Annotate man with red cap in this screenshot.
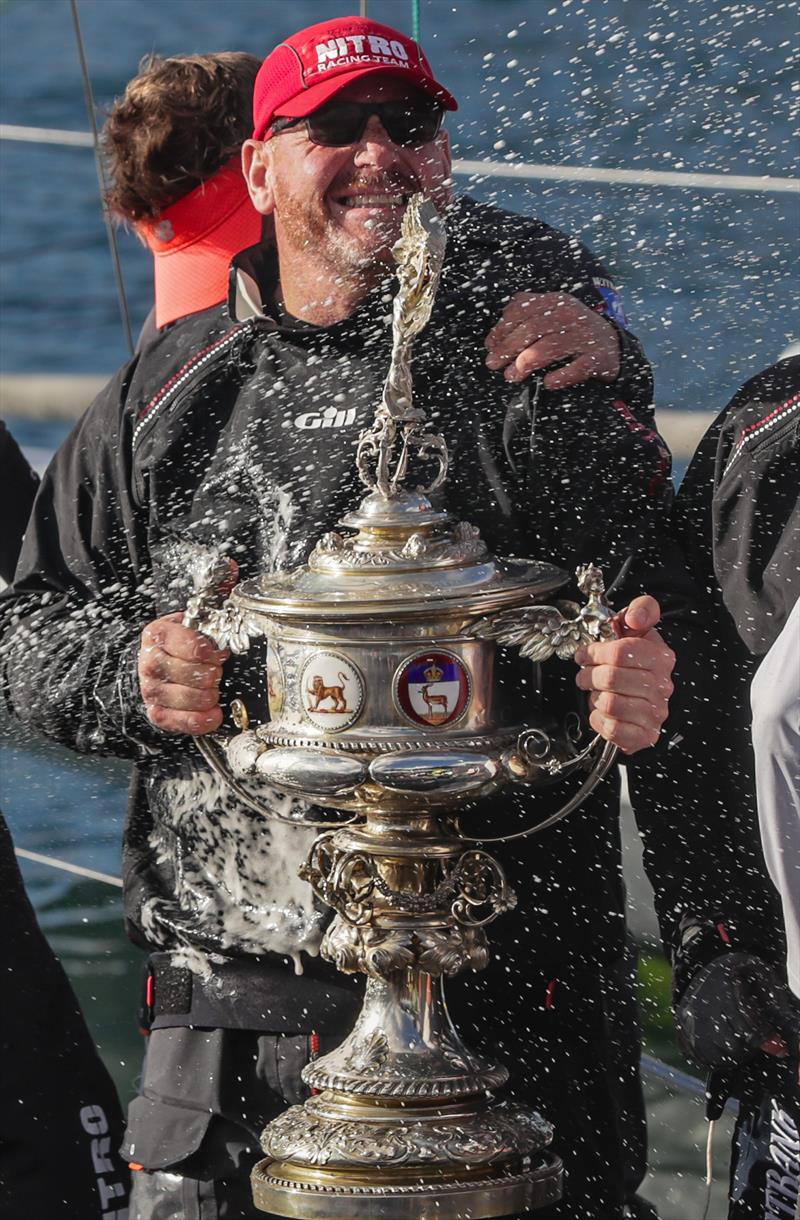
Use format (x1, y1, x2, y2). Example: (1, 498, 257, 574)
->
(3, 17, 685, 1220)
(239, 17, 636, 393)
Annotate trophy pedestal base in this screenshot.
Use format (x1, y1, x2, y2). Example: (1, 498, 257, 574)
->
(250, 967, 563, 1217)
(251, 1151, 562, 1218)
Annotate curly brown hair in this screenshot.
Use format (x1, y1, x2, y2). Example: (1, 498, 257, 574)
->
(103, 52, 260, 221)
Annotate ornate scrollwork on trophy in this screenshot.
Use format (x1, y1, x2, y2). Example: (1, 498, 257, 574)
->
(302, 837, 515, 919)
(414, 924, 491, 975)
(263, 1096, 552, 1169)
(299, 835, 375, 925)
(354, 195, 449, 500)
(366, 850, 515, 925)
(188, 599, 254, 654)
(340, 1028, 390, 1074)
(305, 985, 508, 1099)
(511, 715, 601, 779)
(322, 915, 490, 979)
(323, 921, 416, 977)
(335, 1026, 480, 1091)
(450, 850, 518, 926)
(183, 545, 254, 653)
(303, 830, 515, 979)
(308, 520, 488, 572)
(473, 562, 615, 662)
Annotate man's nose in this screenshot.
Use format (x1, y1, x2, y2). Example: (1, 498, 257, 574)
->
(353, 115, 400, 166)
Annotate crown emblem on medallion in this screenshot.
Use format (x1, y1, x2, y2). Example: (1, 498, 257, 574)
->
(423, 661, 444, 682)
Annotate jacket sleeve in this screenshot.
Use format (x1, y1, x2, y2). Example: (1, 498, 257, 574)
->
(0, 420, 40, 583)
(521, 377, 776, 955)
(626, 410, 784, 961)
(712, 392, 800, 655)
(0, 364, 165, 759)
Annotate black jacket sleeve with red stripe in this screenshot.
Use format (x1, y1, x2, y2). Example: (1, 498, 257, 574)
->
(627, 362, 798, 971)
(0, 360, 158, 758)
(0, 421, 39, 584)
(0, 309, 241, 759)
(711, 355, 800, 655)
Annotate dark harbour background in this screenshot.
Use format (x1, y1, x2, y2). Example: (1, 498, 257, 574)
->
(0, 1, 798, 1215)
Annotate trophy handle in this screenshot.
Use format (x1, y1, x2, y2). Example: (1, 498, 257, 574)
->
(467, 562, 620, 842)
(183, 569, 360, 829)
(472, 562, 616, 665)
(454, 735, 617, 844)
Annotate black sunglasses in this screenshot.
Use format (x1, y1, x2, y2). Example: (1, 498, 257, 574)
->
(271, 100, 444, 148)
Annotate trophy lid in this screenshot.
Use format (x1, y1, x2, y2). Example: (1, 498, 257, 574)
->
(232, 488, 565, 621)
(233, 555, 565, 621)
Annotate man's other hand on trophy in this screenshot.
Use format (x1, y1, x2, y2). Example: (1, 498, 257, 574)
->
(573, 594, 676, 755)
(138, 612, 230, 736)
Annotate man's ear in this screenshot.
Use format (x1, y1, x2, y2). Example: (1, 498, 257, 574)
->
(439, 129, 453, 179)
(434, 129, 453, 195)
(431, 130, 453, 202)
(242, 140, 275, 215)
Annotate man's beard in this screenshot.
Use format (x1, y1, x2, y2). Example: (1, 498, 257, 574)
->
(278, 170, 420, 281)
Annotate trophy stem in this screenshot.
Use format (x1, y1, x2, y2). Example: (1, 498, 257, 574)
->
(303, 969, 509, 1101)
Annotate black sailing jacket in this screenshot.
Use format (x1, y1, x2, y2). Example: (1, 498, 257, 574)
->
(711, 356, 800, 655)
(642, 359, 799, 985)
(0, 421, 39, 583)
(1, 197, 725, 1008)
(629, 361, 798, 995)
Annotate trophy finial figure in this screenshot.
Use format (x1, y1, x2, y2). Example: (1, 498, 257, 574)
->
(355, 194, 449, 499)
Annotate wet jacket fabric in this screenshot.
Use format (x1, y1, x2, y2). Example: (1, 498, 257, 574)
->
(0, 195, 678, 993)
(0, 812, 130, 1218)
(711, 356, 800, 656)
(668, 361, 799, 1220)
(0, 431, 129, 1216)
(649, 360, 798, 980)
(0, 421, 39, 583)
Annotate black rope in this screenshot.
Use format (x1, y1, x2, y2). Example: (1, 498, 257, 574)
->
(69, 0, 134, 357)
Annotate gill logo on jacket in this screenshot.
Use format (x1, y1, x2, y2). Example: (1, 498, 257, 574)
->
(294, 405, 358, 430)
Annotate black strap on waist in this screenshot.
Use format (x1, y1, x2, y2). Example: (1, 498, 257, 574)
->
(140, 951, 362, 1036)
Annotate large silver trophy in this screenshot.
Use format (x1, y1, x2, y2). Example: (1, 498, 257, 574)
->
(188, 197, 618, 1219)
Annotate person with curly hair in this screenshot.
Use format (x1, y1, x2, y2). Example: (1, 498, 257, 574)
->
(103, 52, 264, 335)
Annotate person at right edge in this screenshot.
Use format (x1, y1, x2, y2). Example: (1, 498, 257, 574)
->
(633, 356, 800, 1219)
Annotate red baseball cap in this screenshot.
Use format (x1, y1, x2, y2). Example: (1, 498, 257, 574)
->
(137, 158, 262, 330)
(252, 17, 458, 141)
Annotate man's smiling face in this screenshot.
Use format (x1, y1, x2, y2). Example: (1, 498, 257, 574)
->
(256, 76, 452, 283)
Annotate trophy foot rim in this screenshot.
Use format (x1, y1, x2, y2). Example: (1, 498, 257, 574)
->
(251, 1151, 563, 1218)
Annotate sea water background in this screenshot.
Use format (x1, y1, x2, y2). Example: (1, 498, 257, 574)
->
(1, 0, 798, 396)
(0, 2, 798, 1215)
